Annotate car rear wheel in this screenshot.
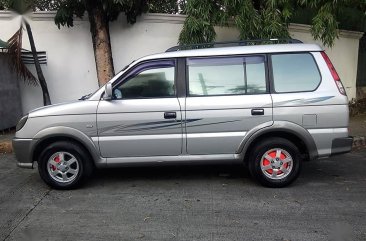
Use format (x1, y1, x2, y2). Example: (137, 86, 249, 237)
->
(38, 141, 93, 189)
(248, 137, 302, 188)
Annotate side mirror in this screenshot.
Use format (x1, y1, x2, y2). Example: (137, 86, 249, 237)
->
(104, 83, 113, 100)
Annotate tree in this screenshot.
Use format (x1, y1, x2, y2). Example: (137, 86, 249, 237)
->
(54, 0, 189, 86)
(179, 0, 366, 47)
(7, 0, 51, 105)
(54, 0, 148, 86)
(2, 0, 185, 87)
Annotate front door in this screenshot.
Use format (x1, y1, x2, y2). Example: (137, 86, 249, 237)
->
(97, 60, 183, 158)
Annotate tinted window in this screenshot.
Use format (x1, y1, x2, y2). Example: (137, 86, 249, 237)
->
(115, 66, 175, 99)
(188, 56, 266, 96)
(272, 53, 321, 93)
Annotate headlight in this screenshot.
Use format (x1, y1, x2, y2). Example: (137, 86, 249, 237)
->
(16, 115, 28, 131)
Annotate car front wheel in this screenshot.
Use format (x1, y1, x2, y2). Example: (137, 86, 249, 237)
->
(38, 141, 93, 189)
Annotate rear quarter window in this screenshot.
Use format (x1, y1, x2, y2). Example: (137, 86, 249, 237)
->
(271, 53, 321, 93)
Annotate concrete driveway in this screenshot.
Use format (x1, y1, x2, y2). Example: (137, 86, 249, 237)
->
(0, 151, 366, 241)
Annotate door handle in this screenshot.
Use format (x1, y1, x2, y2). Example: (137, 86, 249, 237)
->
(164, 112, 176, 119)
(251, 109, 264, 115)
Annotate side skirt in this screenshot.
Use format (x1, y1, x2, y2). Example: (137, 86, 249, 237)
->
(104, 154, 242, 168)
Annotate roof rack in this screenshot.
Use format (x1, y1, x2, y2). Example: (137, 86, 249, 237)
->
(165, 38, 303, 52)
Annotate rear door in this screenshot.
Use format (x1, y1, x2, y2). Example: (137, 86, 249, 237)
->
(184, 55, 273, 155)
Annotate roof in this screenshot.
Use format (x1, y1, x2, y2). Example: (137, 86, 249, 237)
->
(88, 43, 323, 101)
(140, 43, 323, 62)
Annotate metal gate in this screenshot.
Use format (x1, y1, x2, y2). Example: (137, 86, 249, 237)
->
(0, 53, 23, 130)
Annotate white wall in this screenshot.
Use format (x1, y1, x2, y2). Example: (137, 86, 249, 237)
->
(0, 12, 99, 112)
(0, 12, 363, 113)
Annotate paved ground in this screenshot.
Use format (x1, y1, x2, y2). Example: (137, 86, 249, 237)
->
(1, 151, 366, 241)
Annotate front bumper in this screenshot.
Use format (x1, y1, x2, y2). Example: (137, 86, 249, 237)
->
(331, 137, 353, 155)
(12, 138, 35, 169)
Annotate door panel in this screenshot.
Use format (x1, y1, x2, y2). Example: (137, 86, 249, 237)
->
(96, 59, 182, 158)
(185, 55, 272, 155)
(97, 98, 182, 157)
(185, 95, 272, 154)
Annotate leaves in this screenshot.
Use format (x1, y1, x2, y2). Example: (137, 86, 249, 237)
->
(7, 0, 32, 15)
(6, 26, 38, 85)
(311, 2, 339, 47)
(179, 0, 365, 47)
(54, 0, 85, 28)
(148, 0, 183, 14)
(178, 0, 218, 45)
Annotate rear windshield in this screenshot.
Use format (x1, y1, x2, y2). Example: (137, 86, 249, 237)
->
(271, 53, 321, 93)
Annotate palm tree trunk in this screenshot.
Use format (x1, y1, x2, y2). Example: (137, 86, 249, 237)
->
(85, 0, 115, 86)
(24, 20, 51, 106)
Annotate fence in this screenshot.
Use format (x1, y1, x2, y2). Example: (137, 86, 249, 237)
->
(0, 12, 363, 113)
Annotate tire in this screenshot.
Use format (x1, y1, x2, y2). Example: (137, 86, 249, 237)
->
(248, 137, 302, 188)
(37, 141, 93, 189)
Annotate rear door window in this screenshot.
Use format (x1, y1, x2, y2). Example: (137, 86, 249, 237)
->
(271, 53, 321, 93)
(187, 56, 267, 96)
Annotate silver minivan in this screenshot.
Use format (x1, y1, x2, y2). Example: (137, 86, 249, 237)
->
(13, 41, 353, 189)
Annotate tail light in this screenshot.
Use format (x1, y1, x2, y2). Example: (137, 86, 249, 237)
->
(320, 51, 346, 95)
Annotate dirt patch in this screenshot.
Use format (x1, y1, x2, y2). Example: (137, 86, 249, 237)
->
(349, 98, 366, 117)
(349, 113, 366, 137)
(0, 141, 12, 154)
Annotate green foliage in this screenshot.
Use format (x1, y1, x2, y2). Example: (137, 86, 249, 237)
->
(0, 0, 63, 11)
(54, 1, 85, 28)
(0, 0, 9, 9)
(179, 0, 366, 47)
(54, 0, 150, 29)
(148, 0, 186, 14)
(179, 0, 219, 44)
(310, 2, 338, 47)
(7, 0, 32, 14)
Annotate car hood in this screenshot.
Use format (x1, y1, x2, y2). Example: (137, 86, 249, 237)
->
(29, 100, 99, 118)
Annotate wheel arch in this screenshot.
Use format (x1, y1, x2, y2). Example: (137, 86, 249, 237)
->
(239, 121, 318, 163)
(31, 126, 105, 167)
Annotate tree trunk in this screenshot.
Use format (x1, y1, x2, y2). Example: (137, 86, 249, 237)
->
(24, 20, 51, 106)
(85, 0, 115, 86)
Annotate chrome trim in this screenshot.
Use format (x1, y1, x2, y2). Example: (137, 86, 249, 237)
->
(98, 134, 182, 141)
(187, 132, 246, 138)
(308, 128, 348, 134)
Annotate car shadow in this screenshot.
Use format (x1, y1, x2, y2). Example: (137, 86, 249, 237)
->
(82, 152, 361, 188)
(85, 163, 252, 187)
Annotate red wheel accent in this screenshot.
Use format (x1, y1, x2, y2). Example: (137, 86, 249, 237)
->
(50, 155, 61, 171)
(260, 148, 293, 180)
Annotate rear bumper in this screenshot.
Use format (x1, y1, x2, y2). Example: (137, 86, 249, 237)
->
(12, 138, 34, 169)
(331, 137, 353, 156)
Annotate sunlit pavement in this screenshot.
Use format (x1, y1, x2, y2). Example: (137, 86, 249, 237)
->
(0, 151, 365, 241)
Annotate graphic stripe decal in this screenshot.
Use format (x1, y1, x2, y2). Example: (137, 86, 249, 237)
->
(272, 96, 335, 107)
(98, 118, 243, 135)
